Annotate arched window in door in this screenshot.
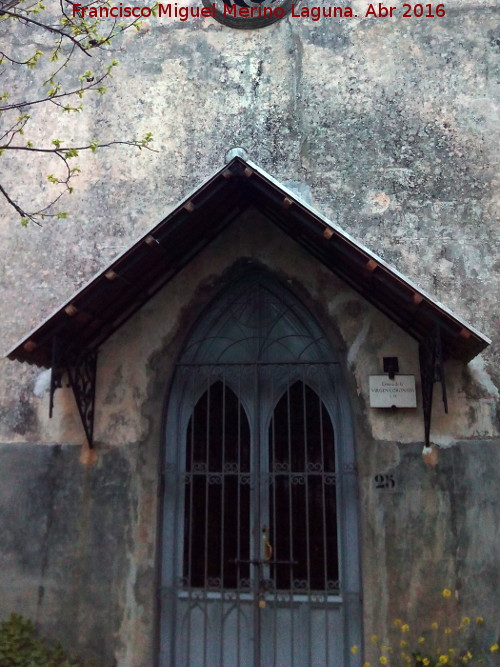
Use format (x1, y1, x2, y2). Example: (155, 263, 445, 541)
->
(269, 381, 338, 592)
(183, 381, 251, 589)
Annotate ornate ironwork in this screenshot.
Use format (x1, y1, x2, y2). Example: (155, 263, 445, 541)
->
(49, 336, 98, 448)
(49, 337, 64, 419)
(419, 326, 449, 447)
(160, 275, 362, 665)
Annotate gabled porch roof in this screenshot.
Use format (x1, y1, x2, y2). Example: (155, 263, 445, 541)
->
(6, 155, 491, 368)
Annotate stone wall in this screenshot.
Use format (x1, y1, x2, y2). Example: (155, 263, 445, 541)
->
(1, 1, 499, 664)
(2, 213, 499, 664)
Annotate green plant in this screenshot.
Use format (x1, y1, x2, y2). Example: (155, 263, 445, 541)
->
(0, 613, 87, 666)
(0, 2, 155, 226)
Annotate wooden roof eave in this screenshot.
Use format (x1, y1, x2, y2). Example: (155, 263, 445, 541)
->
(5, 156, 491, 369)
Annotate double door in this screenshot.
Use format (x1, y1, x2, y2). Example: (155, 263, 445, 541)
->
(160, 363, 347, 666)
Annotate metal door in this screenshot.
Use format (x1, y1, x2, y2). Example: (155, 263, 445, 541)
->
(159, 276, 362, 667)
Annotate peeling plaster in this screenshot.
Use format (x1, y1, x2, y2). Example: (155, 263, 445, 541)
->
(33, 369, 51, 398)
(347, 313, 372, 368)
(467, 355, 500, 398)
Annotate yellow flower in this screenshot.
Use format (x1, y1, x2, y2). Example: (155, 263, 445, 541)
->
(438, 656, 449, 664)
(476, 617, 484, 625)
(351, 646, 359, 655)
(461, 617, 471, 626)
(432, 622, 439, 630)
(401, 624, 410, 633)
(379, 658, 388, 665)
(442, 589, 452, 598)
(400, 640, 407, 648)
(418, 637, 426, 644)
(491, 644, 499, 653)
(423, 660, 430, 666)
(444, 628, 453, 635)
(371, 635, 379, 644)
(363, 663, 371, 667)
(394, 619, 402, 627)
(466, 652, 472, 659)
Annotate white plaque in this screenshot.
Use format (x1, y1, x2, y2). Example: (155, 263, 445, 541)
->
(369, 375, 417, 408)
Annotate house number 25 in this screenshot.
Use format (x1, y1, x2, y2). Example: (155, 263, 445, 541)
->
(374, 474, 396, 489)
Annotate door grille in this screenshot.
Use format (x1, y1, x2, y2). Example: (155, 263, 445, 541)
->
(160, 277, 361, 667)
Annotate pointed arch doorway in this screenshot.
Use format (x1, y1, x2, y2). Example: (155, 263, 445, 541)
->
(159, 274, 362, 667)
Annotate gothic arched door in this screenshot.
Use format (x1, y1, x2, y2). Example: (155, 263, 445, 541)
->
(159, 274, 362, 667)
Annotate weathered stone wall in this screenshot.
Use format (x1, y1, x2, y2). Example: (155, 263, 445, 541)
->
(0, 443, 136, 663)
(2, 213, 499, 664)
(2, 437, 500, 666)
(1, 2, 499, 664)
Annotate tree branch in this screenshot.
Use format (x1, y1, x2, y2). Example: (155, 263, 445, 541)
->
(0, 70, 110, 111)
(0, 182, 42, 226)
(0, 1, 153, 226)
(1, 141, 157, 153)
(0, 8, 92, 55)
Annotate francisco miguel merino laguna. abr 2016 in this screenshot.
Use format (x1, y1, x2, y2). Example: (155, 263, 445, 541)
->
(72, 3, 447, 20)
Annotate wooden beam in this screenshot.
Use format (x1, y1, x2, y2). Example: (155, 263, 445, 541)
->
(76, 312, 93, 324)
(64, 304, 78, 317)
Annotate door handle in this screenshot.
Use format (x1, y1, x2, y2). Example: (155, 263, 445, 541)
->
(262, 526, 273, 563)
